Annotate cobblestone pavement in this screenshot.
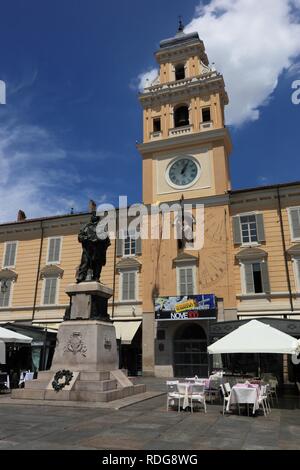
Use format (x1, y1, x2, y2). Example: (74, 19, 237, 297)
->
(0, 378, 299, 450)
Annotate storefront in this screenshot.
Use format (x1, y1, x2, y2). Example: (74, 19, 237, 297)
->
(2, 323, 57, 386)
(114, 321, 142, 376)
(154, 294, 217, 377)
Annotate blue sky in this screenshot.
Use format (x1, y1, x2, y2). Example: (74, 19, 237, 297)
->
(0, 0, 299, 222)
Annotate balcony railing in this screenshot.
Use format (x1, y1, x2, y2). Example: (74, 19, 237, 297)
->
(200, 121, 214, 131)
(168, 125, 193, 137)
(150, 130, 162, 141)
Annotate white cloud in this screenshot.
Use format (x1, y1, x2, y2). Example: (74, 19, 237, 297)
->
(0, 119, 81, 223)
(138, 0, 300, 126)
(136, 68, 159, 92)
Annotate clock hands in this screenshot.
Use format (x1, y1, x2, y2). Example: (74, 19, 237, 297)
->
(181, 161, 189, 175)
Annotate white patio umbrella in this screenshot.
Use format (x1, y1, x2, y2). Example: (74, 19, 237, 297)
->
(208, 320, 300, 355)
(0, 327, 32, 344)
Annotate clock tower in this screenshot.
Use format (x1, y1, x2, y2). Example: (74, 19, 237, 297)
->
(137, 22, 232, 205)
(138, 24, 236, 377)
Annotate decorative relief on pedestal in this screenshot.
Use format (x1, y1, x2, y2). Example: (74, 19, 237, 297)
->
(64, 332, 87, 357)
(104, 336, 112, 350)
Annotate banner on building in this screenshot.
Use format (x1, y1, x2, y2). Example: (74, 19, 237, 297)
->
(154, 295, 216, 321)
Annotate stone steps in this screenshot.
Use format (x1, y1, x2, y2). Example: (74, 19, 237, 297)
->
(70, 384, 146, 402)
(74, 379, 117, 392)
(10, 370, 146, 403)
(79, 371, 110, 381)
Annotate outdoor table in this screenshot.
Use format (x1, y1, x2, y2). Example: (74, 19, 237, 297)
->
(227, 383, 260, 415)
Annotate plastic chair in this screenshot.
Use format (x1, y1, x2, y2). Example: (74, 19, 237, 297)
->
(267, 379, 279, 407)
(189, 383, 206, 413)
(257, 385, 270, 416)
(220, 383, 230, 415)
(166, 381, 184, 412)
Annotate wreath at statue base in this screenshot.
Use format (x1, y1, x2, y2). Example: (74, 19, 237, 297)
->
(52, 369, 73, 392)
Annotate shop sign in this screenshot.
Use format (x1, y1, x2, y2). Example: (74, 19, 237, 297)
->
(155, 295, 216, 321)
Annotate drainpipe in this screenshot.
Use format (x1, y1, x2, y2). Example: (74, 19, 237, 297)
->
(277, 187, 294, 318)
(31, 221, 44, 323)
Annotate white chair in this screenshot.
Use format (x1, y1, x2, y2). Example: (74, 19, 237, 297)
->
(166, 381, 183, 412)
(257, 385, 270, 416)
(189, 383, 207, 413)
(267, 379, 279, 407)
(220, 383, 230, 415)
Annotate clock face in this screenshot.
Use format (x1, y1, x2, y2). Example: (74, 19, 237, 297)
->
(167, 157, 200, 188)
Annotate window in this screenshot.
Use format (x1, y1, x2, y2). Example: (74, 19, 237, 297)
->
(243, 262, 270, 294)
(0, 280, 12, 307)
(116, 231, 141, 257)
(174, 105, 189, 128)
(121, 271, 136, 301)
(175, 64, 185, 81)
(289, 207, 300, 241)
(43, 277, 58, 305)
(293, 257, 300, 291)
(47, 238, 62, 264)
(153, 118, 161, 133)
(3, 242, 17, 268)
(177, 267, 195, 295)
(240, 215, 258, 243)
(124, 235, 136, 256)
(233, 214, 265, 245)
(202, 107, 211, 122)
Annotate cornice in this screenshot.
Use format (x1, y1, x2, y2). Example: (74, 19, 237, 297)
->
(137, 127, 232, 155)
(139, 73, 227, 107)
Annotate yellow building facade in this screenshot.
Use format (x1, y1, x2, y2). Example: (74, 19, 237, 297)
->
(1, 27, 300, 379)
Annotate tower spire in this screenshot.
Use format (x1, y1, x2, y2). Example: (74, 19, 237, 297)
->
(177, 15, 184, 34)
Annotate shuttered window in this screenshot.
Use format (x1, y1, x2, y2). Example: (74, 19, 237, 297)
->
(3, 242, 17, 267)
(289, 208, 300, 241)
(121, 272, 136, 301)
(43, 278, 58, 305)
(294, 258, 300, 291)
(178, 267, 194, 295)
(0, 280, 12, 307)
(117, 231, 141, 257)
(233, 214, 265, 244)
(124, 236, 136, 256)
(243, 262, 270, 294)
(47, 238, 61, 263)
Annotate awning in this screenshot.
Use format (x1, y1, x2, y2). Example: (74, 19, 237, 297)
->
(113, 321, 141, 344)
(0, 326, 32, 344)
(208, 319, 300, 355)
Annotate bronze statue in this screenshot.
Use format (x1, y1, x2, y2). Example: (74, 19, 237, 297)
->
(76, 212, 111, 283)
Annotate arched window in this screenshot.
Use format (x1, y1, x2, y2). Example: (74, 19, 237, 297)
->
(174, 105, 189, 128)
(175, 64, 185, 81)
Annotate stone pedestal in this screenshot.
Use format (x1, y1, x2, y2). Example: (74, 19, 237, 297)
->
(51, 320, 118, 371)
(11, 281, 146, 403)
(65, 282, 113, 321)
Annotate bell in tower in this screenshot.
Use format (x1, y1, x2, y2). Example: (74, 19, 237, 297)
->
(174, 105, 189, 128)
